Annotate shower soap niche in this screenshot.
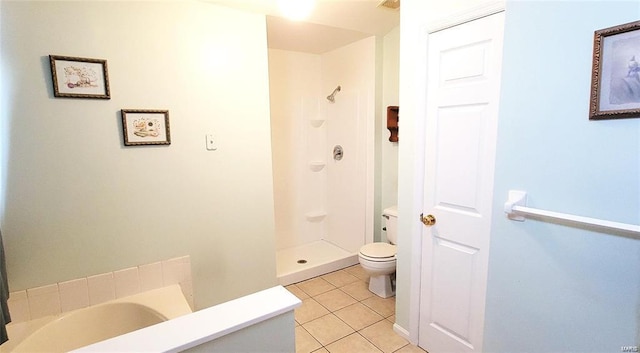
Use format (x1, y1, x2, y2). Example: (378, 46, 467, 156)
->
(305, 212, 327, 222)
(308, 162, 325, 172)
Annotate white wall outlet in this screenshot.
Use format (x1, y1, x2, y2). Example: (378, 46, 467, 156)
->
(206, 134, 217, 151)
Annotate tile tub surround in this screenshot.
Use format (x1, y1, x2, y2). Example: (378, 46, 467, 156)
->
(7, 256, 193, 324)
(288, 265, 427, 353)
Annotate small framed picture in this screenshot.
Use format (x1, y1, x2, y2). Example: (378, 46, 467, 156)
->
(589, 20, 640, 120)
(49, 55, 110, 99)
(121, 109, 171, 146)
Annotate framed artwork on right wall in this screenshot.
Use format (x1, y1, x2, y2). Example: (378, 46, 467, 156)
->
(589, 20, 640, 120)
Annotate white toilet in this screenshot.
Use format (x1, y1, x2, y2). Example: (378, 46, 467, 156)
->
(358, 206, 397, 298)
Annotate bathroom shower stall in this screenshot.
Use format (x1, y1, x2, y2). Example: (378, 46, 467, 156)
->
(269, 37, 377, 285)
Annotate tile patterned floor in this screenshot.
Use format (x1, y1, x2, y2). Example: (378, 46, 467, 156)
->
(286, 265, 428, 353)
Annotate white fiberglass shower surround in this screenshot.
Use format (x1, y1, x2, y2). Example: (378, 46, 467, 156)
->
(269, 37, 376, 285)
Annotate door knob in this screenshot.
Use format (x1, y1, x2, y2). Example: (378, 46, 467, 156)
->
(420, 213, 436, 226)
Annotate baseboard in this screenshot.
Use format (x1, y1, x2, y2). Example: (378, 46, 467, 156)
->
(393, 323, 413, 343)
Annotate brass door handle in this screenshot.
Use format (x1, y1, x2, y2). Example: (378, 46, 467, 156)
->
(420, 213, 436, 226)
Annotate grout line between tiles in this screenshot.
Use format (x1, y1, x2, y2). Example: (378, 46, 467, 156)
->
(289, 265, 418, 353)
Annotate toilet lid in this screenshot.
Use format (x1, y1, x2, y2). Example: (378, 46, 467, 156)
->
(359, 243, 396, 259)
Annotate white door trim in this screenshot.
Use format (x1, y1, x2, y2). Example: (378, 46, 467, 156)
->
(405, 2, 506, 346)
(427, 1, 506, 34)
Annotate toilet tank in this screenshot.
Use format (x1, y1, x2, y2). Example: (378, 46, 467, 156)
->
(383, 206, 398, 244)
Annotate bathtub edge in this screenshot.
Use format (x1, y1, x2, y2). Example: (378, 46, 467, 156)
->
(71, 285, 302, 353)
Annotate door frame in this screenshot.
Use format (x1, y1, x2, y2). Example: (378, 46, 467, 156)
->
(398, 0, 506, 346)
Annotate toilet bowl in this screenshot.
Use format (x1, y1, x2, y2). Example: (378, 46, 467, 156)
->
(358, 206, 398, 298)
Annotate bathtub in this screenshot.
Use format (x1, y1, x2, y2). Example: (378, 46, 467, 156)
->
(73, 285, 301, 353)
(0, 285, 192, 353)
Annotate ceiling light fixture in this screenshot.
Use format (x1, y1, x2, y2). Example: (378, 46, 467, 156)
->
(277, 0, 316, 21)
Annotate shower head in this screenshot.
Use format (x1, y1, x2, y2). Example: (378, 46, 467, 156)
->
(326, 85, 341, 103)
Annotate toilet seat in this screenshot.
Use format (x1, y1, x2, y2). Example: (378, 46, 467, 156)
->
(359, 243, 396, 262)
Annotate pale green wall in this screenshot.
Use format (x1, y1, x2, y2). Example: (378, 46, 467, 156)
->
(183, 313, 295, 353)
(375, 26, 400, 242)
(397, 0, 640, 351)
(0, 1, 277, 310)
(381, 27, 400, 212)
(485, 1, 639, 351)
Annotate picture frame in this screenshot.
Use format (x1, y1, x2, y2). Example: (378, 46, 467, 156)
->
(49, 55, 110, 99)
(121, 109, 171, 146)
(589, 20, 640, 120)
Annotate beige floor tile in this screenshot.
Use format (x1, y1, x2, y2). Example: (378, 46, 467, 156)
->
(313, 289, 357, 312)
(325, 333, 383, 353)
(295, 326, 322, 353)
(394, 343, 429, 353)
(321, 269, 360, 288)
(297, 277, 337, 297)
(287, 284, 310, 300)
(362, 295, 396, 318)
(295, 298, 330, 324)
(343, 265, 369, 281)
(334, 302, 384, 331)
(359, 319, 408, 353)
(292, 268, 411, 353)
(340, 280, 374, 301)
(303, 313, 355, 346)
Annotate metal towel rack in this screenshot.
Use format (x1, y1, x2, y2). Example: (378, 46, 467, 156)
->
(504, 190, 640, 234)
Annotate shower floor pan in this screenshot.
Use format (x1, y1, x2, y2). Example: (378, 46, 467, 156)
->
(276, 240, 359, 286)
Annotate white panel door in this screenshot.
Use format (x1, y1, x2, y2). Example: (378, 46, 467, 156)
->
(419, 12, 504, 353)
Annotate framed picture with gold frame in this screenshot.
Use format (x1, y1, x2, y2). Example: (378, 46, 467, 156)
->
(589, 20, 640, 120)
(49, 55, 110, 99)
(121, 109, 171, 146)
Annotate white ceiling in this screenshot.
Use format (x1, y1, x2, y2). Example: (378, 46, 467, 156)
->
(203, 0, 400, 54)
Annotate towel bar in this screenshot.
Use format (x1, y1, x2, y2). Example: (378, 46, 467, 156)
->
(504, 190, 640, 234)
